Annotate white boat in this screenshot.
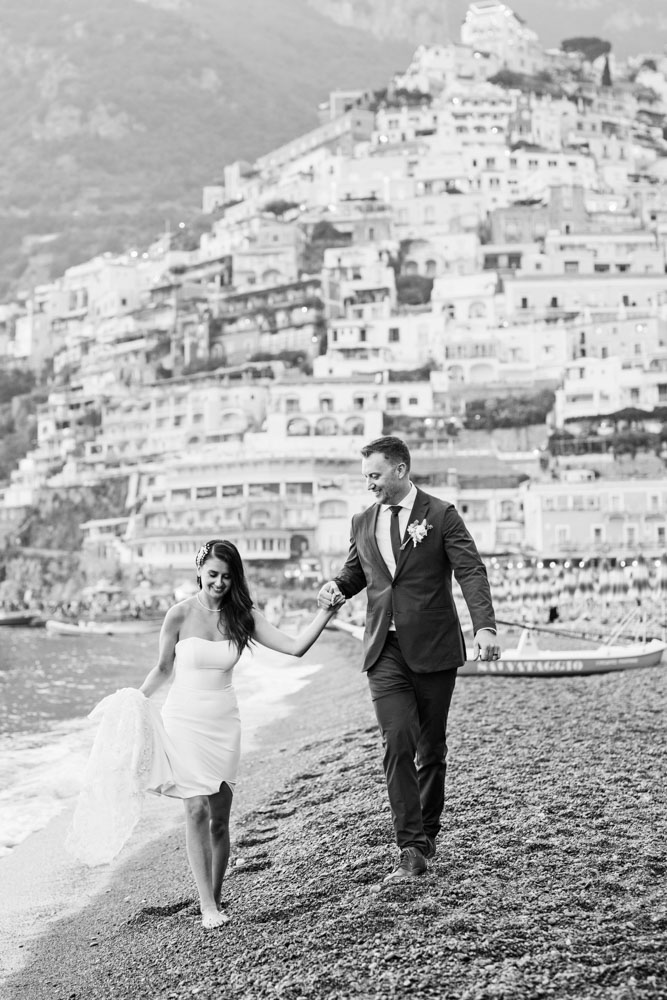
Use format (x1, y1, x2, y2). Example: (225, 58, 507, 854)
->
(332, 620, 666, 677)
(45, 618, 163, 636)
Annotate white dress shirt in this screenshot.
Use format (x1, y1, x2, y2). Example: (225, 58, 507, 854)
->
(375, 481, 417, 577)
(375, 483, 417, 631)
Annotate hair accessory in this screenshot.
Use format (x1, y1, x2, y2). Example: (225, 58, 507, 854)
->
(195, 542, 212, 570)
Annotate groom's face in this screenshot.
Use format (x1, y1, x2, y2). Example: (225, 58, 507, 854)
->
(362, 452, 408, 505)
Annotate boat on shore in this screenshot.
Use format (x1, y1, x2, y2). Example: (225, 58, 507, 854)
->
(45, 618, 163, 637)
(0, 611, 45, 628)
(331, 620, 666, 677)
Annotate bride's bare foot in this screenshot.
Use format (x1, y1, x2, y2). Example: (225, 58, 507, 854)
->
(202, 908, 230, 929)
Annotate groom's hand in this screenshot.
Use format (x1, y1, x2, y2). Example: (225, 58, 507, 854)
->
(318, 581, 345, 611)
(474, 628, 501, 661)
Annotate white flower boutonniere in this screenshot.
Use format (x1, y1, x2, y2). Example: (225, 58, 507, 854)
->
(401, 518, 433, 550)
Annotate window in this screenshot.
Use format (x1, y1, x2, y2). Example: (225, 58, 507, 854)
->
(196, 486, 217, 499)
(550, 297, 559, 308)
(520, 297, 529, 310)
(222, 484, 243, 497)
(409, 396, 418, 406)
(594, 263, 610, 273)
(556, 525, 570, 544)
(388, 327, 400, 343)
(564, 262, 579, 274)
(592, 525, 604, 543)
(285, 482, 313, 496)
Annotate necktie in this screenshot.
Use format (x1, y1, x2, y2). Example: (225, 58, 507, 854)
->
(389, 505, 402, 563)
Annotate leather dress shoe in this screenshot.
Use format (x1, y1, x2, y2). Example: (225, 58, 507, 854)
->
(423, 836, 437, 860)
(383, 846, 427, 882)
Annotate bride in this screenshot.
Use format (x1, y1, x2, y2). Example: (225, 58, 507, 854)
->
(71, 539, 341, 930)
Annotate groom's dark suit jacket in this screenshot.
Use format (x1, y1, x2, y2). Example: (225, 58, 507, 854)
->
(334, 487, 496, 673)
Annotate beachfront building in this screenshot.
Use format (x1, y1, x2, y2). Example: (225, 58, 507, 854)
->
(117, 438, 527, 575)
(521, 476, 667, 560)
(123, 445, 365, 573)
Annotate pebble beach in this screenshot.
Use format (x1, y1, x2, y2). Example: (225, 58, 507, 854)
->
(3, 626, 666, 1000)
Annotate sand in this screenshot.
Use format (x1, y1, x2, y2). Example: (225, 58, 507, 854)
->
(2, 628, 666, 1000)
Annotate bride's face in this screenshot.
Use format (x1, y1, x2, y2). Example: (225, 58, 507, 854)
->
(200, 557, 233, 602)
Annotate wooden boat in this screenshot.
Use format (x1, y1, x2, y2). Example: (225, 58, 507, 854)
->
(45, 618, 163, 636)
(331, 620, 666, 677)
(0, 611, 45, 627)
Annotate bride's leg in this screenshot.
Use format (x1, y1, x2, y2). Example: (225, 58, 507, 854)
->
(183, 796, 227, 928)
(209, 782, 233, 908)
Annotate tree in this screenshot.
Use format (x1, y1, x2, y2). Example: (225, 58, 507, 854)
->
(561, 37, 611, 62)
(602, 56, 612, 88)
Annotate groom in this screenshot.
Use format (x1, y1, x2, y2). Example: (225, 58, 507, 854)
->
(319, 436, 499, 882)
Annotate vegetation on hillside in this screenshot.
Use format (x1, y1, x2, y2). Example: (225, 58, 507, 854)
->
(464, 389, 556, 430)
(0, 0, 411, 296)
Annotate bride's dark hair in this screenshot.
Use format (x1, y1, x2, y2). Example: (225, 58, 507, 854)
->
(198, 539, 255, 654)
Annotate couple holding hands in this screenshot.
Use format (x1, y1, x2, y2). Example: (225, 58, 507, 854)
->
(81, 435, 498, 929)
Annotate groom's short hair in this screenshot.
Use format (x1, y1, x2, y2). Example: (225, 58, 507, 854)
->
(361, 436, 411, 471)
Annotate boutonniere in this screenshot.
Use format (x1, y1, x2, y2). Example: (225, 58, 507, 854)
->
(401, 518, 433, 550)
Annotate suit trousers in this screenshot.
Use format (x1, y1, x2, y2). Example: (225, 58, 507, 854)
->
(367, 633, 457, 853)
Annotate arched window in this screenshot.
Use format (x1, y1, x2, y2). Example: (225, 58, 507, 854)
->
(343, 416, 365, 435)
(315, 416, 338, 436)
(249, 509, 272, 529)
(469, 301, 487, 319)
(320, 499, 347, 518)
(287, 417, 310, 436)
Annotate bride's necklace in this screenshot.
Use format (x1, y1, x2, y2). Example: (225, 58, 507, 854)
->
(196, 592, 222, 613)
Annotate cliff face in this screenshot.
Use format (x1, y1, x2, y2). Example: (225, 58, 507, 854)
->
(0, 0, 412, 296)
(308, 0, 450, 44)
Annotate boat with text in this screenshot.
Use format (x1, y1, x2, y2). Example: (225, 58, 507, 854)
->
(332, 607, 666, 678)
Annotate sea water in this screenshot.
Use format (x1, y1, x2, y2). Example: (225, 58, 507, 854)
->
(0, 627, 321, 859)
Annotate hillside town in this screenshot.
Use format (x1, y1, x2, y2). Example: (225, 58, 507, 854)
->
(2, 0, 667, 614)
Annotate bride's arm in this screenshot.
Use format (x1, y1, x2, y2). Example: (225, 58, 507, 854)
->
(251, 606, 339, 658)
(139, 606, 182, 697)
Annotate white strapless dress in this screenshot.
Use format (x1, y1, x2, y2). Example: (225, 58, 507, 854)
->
(157, 636, 242, 799)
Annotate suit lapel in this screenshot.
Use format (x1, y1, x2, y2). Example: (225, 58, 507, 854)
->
(364, 503, 393, 579)
(394, 490, 431, 580)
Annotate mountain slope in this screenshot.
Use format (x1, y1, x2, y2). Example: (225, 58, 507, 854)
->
(0, 0, 412, 295)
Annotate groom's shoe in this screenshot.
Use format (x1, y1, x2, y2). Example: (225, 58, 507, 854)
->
(383, 846, 427, 882)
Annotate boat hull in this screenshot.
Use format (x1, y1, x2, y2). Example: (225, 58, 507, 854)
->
(331, 621, 666, 677)
(0, 613, 44, 627)
(459, 641, 666, 677)
(45, 618, 163, 636)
